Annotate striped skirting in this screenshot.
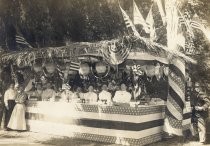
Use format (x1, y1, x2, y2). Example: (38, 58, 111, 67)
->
(26, 101, 165, 145)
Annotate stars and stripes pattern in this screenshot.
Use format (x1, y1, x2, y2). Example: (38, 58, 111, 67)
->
(101, 41, 130, 65)
(69, 61, 80, 71)
(119, 4, 141, 38)
(164, 0, 186, 136)
(185, 37, 195, 55)
(133, 0, 149, 33)
(155, 0, 166, 25)
(16, 35, 33, 49)
(164, 58, 186, 136)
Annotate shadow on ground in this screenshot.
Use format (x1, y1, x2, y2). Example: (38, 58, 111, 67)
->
(39, 137, 114, 146)
(0, 135, 23, 138)
(38, 134, 210, 146)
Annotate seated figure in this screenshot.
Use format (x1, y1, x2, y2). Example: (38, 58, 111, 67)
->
(72, 87, 84, 99)
(41, 83, 56, 101)
(60, 84, 73, 102)
(113, 84, 132, 103)
(84, 85, 98, 103)
(26, 83, 43, 101)
(99, 84, 112, 104)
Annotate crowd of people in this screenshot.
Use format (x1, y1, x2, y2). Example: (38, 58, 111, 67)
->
(27, 82, 134, 104)
(0, 77, 209, 145)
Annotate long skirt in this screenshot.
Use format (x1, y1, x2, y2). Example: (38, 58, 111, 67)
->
(7, 103, 26, 131)
(5, 100, 15, 128)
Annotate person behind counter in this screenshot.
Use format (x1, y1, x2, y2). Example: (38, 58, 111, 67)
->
(7, 85, 27, 131)
(72, 87, 84, 99)
(60, 84, 73, 102)
(113, 83, 132, 103)
(27, 83, 43, 101)
(84, 85, 98, 103)
(99, 84, 112, 104)
(41, 83, 56, 101)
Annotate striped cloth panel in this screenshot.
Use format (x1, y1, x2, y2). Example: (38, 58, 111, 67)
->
(164, 57, 186, 136)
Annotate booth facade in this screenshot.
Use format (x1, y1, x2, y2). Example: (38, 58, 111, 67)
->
(26, 101, 165, 145)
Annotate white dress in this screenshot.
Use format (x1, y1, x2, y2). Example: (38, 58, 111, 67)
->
(7, 92, 27, 130)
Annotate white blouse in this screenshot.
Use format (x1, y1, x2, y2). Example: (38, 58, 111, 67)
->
(99, 90, 112, 101)
(113, 91, 132, 103)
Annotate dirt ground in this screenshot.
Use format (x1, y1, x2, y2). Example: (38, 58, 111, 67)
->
(0, 130, 209, 146)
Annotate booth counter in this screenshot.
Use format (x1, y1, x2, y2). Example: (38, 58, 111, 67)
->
(26, 101, 165, 145)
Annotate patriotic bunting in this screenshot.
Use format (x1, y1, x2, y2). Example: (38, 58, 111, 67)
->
(164, 0, 187, 136)
(164, 57, 186, 136)
(101, 41, 130, 65)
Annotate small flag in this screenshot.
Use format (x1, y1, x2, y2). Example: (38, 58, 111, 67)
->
(16, 35, 33, 49)
(70, 61, 80, 71)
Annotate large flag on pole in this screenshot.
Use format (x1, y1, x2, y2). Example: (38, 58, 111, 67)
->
(155, 0, 166, 25)
(133, 0, 149, 33)
(119, 4, 141, 38)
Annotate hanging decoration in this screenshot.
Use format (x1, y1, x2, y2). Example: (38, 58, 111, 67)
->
(91, 62, 110, 79)
(101, 38, 131, 65)
(95, 62, 107, 74)
(131, 65, 144, 76)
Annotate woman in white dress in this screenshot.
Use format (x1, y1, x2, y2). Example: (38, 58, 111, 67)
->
(113, 84, 132, 103)
(7, 86, 27, 131)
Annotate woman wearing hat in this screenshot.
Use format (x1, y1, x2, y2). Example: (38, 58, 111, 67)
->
(191, 82, 210, 144)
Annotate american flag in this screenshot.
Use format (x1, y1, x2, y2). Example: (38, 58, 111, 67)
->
(119, 4, 141, 38)
(133, 0, 149, 33)
(16, 35, 33, 49)
(69, 61, 80, 71)
(164, 0, 186, 136)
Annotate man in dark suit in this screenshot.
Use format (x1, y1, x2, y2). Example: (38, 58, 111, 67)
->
(191, 82, 210, 144)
